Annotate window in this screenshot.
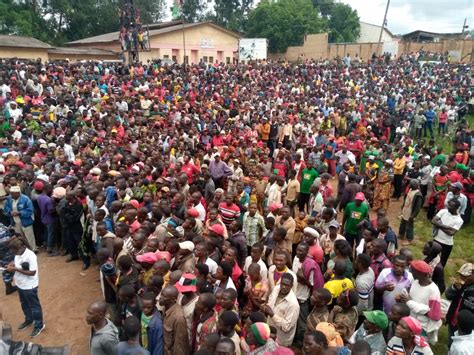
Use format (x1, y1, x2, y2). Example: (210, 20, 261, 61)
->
(209, 56, 214, 64)
(172, 55, 177, 62)
(226, 57, 231, 64)
(163, 55, 169, 59)
(203, 56, 208, 63)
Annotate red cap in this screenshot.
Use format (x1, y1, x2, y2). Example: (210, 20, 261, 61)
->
(269, 202, 283, 212)
(136, 252, 158, 264)
(187, 208, 200, 218)
(411, 260, 432, 274)
(129, 199, 140, 209)
(175, 273, 197, 293)
(209, 223, 225, 237)
(33, 180, 44, 191)
(355, 192, 365, 201)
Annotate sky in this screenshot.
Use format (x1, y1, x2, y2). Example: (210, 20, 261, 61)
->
(164, 0, 473, 35)
(340, 0, 473, 34)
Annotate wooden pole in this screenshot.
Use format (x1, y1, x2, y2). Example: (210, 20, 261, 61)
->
(376, 0, 390, 56)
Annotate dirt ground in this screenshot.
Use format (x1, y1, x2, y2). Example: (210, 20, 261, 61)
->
(0, 254, 101, 354)
(0, 180, 404, 355)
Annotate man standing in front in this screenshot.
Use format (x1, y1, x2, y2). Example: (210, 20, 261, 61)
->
(261, 272, 299, 347)
(341, 192, 368, 250)
(159, 285, 190, 355)
(6, 238, 45, 337)
(4, 186, 36, 251)
(86, 300, 119, 355)
(399, 180, 423, 246)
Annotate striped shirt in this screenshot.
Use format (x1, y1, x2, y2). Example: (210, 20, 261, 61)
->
(355, 268, 375, 313)
(218, 202, 240, 227)
(386, 336, 433, 355)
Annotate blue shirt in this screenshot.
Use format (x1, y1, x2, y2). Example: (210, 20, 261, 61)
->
(424, 110, 435, 122)
(117, 342, 149, 355)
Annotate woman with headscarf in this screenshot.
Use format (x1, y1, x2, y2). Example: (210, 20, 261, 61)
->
(386, 316, 433, 355)
(315, 322, 344, 348)
(373, 159, 393, 211)
(246, 322, 278, 355)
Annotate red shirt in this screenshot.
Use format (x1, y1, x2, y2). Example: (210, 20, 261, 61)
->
(231, 262, 243, 286)
(181, 163, 200, 184)
(127, 220, 141, 234)
(447, 170, 463, 184)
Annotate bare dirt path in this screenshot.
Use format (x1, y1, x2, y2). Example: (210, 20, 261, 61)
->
(0, 254, 101, 354)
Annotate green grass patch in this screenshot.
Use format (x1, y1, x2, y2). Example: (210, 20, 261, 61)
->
(398, 114, 473, 354)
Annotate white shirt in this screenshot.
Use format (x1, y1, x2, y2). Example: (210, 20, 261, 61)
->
(203, 256, 218, 276)
(194, 202, 206, 221)
(292, 257, 313, 302)
(433, 209, 464, 246)
(63, 143, 75, 162)
(243, 256, 268, 281)
(450, 331, 474, 355)
(266, 285, 300, 347)
(14, 248, 39, 289)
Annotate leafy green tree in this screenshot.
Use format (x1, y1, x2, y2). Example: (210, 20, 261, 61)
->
(312, 0, 334, 18)
(213, 0, 254, 32)
(312, 0, 360, 43)
(327, 3, 360, 43)
(0, 0, 54, 43)
(246, 0, 326, 53)
(181, 0, 206, 23)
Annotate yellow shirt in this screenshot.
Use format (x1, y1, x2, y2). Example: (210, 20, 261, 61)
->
(393, 157, 406, 175)
(324, 278, 354, 300)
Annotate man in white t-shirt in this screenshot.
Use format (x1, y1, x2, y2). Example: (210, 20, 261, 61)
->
(6, 238, 45, 337)
(432, 199, 464, 267)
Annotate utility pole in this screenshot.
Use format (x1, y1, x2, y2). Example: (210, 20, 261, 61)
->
(461, 18, 467, 35)
(376, 0, 390, 56)
(181, 11, 187, 65)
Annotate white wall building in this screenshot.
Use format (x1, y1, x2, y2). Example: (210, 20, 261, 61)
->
(356, 21, 394, 43)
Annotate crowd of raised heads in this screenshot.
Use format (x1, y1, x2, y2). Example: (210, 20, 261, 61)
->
(0, 52, 472, 355)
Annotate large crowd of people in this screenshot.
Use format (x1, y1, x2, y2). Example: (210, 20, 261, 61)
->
(0, 52, 473, 355)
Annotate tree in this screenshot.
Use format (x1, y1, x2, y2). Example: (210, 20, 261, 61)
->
(213, 0, 254, 32)
(312, 0, 334, 18)
(246, 0, 326, 53)
(0, 0, 55, 43)
(311, 0, 360, 43)
(327, 3, 360, 43)
(135, 0, 166, 24)
(181, 0, 206, 23)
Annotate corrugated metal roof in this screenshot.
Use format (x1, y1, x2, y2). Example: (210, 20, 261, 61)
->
(0, 35, 51, 49)
(48, 47, 119, 56)
(67, 21, 240, 45)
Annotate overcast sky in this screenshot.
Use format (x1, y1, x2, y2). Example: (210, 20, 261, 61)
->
(164, 0, 473, 34)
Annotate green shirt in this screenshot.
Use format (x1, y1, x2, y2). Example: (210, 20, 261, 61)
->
(300, 168, 318, 194)
(141, 313, 152, 349)
(344, 202, 369, 235)
(0, 121, 9, 138)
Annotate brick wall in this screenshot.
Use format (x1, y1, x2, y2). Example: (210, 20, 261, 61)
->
(270, 32, 473, 63)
